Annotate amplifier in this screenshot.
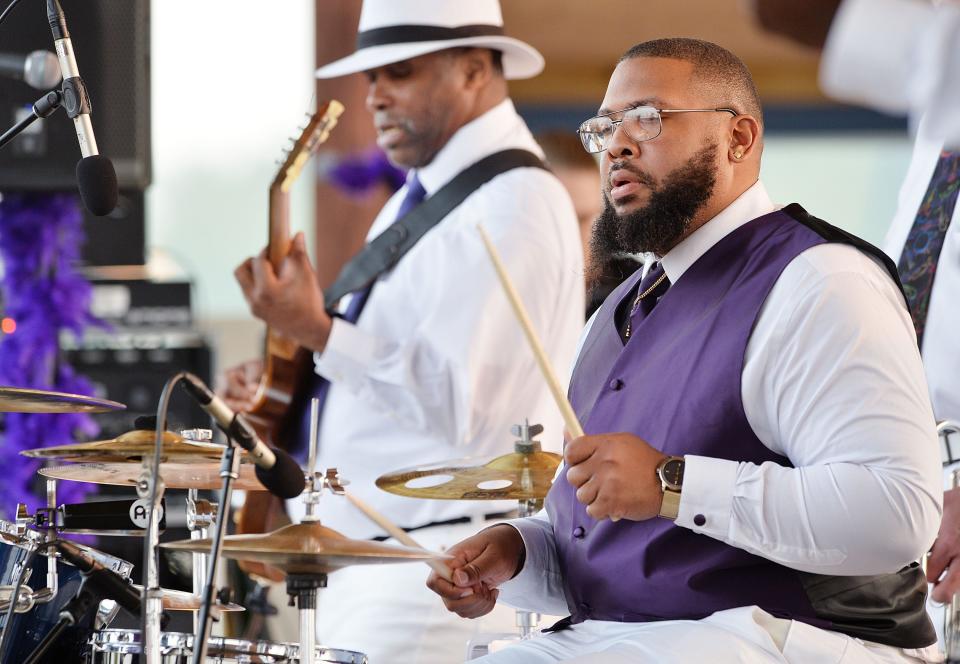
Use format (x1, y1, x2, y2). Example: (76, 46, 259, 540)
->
(62, 327, 214, 439)
(84, 263, 192, 328)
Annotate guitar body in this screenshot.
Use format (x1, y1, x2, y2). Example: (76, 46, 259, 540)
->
(235, 101, 345, 583)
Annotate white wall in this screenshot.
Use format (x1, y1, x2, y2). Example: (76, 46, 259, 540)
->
(762, 132, 914, 247)
(147, 0, 317, 322)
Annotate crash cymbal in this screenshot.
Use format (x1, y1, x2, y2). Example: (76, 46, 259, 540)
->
(21, 429, 228, 463)
(130, 585, 245, 613)
(38, 462, 267, 491)
(161, 522, 444, 576)
(375, 450, 562, 500)
(0, 386, 125, 414)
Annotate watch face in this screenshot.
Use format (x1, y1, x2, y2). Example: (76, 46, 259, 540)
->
(660, 458, 684, 490)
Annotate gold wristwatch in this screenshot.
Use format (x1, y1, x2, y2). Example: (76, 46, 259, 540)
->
(656, 456, 685, 520)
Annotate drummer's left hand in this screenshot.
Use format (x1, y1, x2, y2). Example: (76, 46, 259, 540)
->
(234, 232, 333, 352)
(564, 432, 667, 522)
(928, 487, 960, 602)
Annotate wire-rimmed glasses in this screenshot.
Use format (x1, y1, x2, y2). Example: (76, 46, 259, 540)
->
(577, 106, 737, 153)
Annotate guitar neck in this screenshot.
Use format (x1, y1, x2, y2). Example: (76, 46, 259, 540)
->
(267, 186, 291, 268)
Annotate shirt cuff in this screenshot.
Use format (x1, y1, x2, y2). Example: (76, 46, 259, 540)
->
(819, 0, 933, 115)
(312, 316, 378, 383)
(675, 454, 738, 540)
(496, 518, 567, 614)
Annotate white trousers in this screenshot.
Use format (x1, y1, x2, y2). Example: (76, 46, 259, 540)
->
(473, 607, 942, 664)
(287, 520, 538, 664)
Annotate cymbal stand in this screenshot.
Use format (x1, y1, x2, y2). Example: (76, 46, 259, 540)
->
(512, 421, 544, 640)
(185, 490, 215, 633)
(291, 399, 344, 664)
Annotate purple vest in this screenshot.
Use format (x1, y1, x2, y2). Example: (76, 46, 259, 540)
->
(548, 209, 828, 624)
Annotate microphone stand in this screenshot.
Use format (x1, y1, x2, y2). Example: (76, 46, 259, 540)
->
(191, 424, 241, 664)
(141, 372, 187, 664)
(0, 88, 61, 151)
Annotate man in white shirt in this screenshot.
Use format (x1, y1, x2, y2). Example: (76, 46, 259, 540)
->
(427, 37, 943, 663)
(749, 0, 960, 626)
(229, 1, 584, 661)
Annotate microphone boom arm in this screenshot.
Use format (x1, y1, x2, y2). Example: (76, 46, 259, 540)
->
(0, 88, 61, 151)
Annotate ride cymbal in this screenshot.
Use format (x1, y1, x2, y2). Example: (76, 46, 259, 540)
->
(375, 450, 561, 500)
(21, 429, 228, 463)
(39, 462, 267, 491)
(0, 386, 125, 414)
(161, 522, 443, 576)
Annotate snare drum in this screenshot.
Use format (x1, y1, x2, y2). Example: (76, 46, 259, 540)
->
(89, 629, 367, 663)
(0, 521, 132, 664)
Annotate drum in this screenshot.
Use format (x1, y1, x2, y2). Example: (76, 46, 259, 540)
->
(0, 521, 132, 664)
(88, 629, 368, 663)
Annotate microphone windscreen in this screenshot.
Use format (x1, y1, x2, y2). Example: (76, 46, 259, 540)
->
(76, 155, 118, 216)
(255, 448, 306, 499)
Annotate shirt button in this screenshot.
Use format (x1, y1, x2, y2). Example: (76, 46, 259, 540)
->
(694, 514, 706, 527)
(572, 526, 585, 539)
(608, 378, 624, 391)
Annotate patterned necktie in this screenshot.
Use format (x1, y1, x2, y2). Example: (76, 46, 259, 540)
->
(294, 174, 428, 455)
(897, 150, 960, 346)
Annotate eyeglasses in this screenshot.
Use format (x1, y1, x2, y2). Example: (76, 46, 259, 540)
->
(576, 106, 738, 154)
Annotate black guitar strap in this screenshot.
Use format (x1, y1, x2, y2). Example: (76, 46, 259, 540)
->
(322, 148, 547, 313)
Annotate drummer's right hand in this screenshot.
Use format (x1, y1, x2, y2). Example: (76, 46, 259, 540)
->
(425, 524, 525, 619)
(219, 358, 263, 411)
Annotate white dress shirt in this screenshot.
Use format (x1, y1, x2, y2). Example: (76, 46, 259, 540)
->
(501, 182, 943, 616)
(294, 99, 585, 539)
(820, 0, 960, 148)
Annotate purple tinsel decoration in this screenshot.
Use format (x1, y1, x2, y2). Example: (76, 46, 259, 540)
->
(328, 148, 407, 196)
(0, 192, 101, 520)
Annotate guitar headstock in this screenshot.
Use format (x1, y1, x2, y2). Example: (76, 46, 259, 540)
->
(272, 99, 345, 193)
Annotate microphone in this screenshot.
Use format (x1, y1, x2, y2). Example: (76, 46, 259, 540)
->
(0, 50, 61, 89)
(180, 373, 306, 499)
(46, 0, 118, 216)
(54, 540, 141, 617)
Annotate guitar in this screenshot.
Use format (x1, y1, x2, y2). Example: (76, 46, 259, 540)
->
(237, 100, 344, 584)
(243, 100, 344, 444)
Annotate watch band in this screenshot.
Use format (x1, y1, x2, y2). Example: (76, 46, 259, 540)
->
(659, 488, 681, 520)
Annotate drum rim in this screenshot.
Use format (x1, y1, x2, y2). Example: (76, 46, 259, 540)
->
(89, 628, 367, 660)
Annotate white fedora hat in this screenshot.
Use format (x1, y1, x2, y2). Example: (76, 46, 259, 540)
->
(315, 0, 544, 81)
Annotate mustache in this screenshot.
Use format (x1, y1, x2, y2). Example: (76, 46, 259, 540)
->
(606, 161, 656, 190)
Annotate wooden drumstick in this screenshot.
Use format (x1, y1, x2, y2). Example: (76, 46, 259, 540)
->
(343, 489, 454, 582)
(477, 225, 585, 439)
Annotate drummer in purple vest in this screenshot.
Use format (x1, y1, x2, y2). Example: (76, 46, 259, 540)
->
(426, 38, 945, 662)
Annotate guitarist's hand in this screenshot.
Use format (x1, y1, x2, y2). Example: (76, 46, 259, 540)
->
(235, 232, 333, 352)
(220, 359, 263, 411)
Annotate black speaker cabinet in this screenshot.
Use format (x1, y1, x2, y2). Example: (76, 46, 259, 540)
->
(0, 0, 151, 190)
(63, 328, 214, 440)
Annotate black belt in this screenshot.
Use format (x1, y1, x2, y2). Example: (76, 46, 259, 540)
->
(370, 510, 516, 541)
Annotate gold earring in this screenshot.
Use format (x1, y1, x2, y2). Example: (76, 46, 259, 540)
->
(733, 149, 744, 160)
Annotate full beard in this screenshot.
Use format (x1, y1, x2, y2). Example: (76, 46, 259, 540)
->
(586, 142, 718, 296)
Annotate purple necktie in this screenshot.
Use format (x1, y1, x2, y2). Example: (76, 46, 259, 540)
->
(294, 174, 427, 454)
(897, 150, 960, 346)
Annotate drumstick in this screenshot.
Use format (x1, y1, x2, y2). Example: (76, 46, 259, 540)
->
(343, 489, 453, 582)
(477, 225, 585, 439)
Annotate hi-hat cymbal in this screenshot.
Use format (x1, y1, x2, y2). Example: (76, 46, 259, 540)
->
(131, 585, 244, 613)
(0, 386, 125, 414)
(39, 462, 267, 491)
(21, 429, 229, 463)
(161, 522, 444, 576)
(375, 450, 562, 500)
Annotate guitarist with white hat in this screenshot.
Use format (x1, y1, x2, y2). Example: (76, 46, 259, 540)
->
(229, 1, 585, 661)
